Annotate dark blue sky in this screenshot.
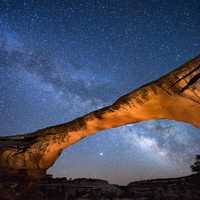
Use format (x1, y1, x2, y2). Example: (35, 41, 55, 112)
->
(0, 0, 200, 184)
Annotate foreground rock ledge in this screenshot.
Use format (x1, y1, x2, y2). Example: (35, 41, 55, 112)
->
(0, 172, 200, 200)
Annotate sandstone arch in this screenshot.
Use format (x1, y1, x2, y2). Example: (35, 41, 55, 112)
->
(1, 54, 200, 177)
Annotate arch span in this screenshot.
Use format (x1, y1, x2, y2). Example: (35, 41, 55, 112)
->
(1, 54, 200, 177)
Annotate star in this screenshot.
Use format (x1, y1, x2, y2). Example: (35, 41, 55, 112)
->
(99, 152, 104, 157)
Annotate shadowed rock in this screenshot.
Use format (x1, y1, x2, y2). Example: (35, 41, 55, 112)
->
(1, 54, 200, 177)
(0, 173, 200, 200)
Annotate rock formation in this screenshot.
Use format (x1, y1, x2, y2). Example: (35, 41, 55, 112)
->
(1, 173, 200, 200)
(1, 54, 200, 177)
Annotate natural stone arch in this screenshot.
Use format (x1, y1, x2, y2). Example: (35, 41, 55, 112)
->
(1, 54, 200, 177)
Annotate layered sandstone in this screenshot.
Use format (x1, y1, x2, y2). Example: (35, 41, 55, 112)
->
(1, 54, 200, 176)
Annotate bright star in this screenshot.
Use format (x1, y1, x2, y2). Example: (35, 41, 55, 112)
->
(99, 152, 104, 156)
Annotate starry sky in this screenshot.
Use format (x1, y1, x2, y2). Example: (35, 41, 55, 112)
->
(0, 0, 200, 184)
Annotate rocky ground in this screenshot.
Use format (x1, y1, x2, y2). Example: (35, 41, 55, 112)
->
(0, 173, 200, 200)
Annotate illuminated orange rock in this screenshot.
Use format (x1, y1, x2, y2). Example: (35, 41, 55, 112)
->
(1, 54, 200, 177)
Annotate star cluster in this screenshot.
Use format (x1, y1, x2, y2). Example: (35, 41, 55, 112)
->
(0, 0, 200, 184)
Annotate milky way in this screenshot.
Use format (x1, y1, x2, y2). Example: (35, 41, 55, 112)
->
(0, 0, 200, 184)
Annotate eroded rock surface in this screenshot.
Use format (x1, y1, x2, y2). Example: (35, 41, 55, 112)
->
(1, 54, 200, 177)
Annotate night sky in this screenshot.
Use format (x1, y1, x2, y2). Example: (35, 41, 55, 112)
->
(0, 0, 200, 184)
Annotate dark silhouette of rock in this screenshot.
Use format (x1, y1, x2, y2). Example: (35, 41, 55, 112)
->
(1, 54, 200, 177)
(191, 154, 200, 174)
(0, 172, 200, 200)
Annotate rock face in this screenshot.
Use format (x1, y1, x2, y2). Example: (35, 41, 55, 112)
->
(1, 54, 200, 176)
(0, 173, 200, 200)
